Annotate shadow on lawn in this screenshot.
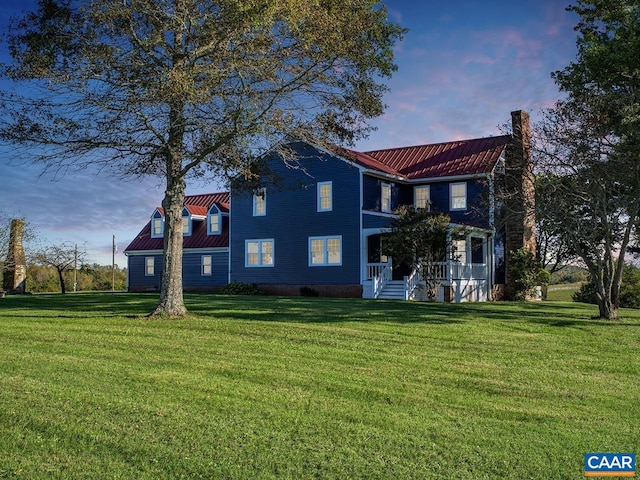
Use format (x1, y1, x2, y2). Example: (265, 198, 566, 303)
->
(2, 292, 637, 327)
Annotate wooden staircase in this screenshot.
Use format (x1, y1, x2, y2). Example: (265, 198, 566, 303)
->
(376, 280, 407, 300)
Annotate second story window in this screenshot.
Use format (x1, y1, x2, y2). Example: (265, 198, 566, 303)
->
(317, 181, 333, 212)
(450, 182, 467, 211)
(253, 188, 266, 217)
(414, 185, 430, 210)
(381, 183, 391, 213)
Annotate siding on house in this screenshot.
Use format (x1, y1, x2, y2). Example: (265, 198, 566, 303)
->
(128, 253, 163, 291)
(182, 250, 229, 287)
(230, 142, 362, 286)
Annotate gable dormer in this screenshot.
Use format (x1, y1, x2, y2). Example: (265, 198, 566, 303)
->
(208, 204, 222, 235)
(150, 209, 164, 238)
(181, 207, 192, 236)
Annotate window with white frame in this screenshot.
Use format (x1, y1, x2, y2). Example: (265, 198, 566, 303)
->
(145, 256, 155, 276)
(381, 183, 391, 213)
(309, 236, 342, 266)
(450, 182, 467, 210)
(245, 239, 274, 267)
(201, 255, 212, 276)
(253, 188, 266, 216)
(317, 181, 333, 212)
(151, 211, 164, 238)
(208, 205, 221, 235)
(452, 239, 467, 264)
(414, 185, 430, 210)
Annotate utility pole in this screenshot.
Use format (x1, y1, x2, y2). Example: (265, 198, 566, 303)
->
(74, 244, 78, 292)
(112, 235, 116, 291)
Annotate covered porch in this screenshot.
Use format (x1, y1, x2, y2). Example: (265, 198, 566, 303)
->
(361, 230, 493, 302)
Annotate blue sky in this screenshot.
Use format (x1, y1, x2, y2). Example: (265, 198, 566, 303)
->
(0, 0, 578, 266)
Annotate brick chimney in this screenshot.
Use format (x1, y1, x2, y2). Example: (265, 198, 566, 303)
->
(3, 219, 27, 294)
(504, 110, 536, 299)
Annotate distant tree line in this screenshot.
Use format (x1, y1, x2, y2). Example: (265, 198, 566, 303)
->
(23, 263, 127, 293)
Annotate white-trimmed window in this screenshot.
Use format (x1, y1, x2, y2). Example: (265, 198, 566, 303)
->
(450, 182, 467, 210)
(201, 255, 212, 276)
(309, 236, 342, 266)
(151, 211, 164, 238)
(208, 205, 221, 235)
(317, 181, 333, 212)
(381, 183, 391, 213)
(245, 239, 274, 267)
(452, 239, 467, 264)
(253, 188, 266, 216)
(414, 185, 430, 210)
(145, 256, 155, 276)
(182, 207, 192, 236)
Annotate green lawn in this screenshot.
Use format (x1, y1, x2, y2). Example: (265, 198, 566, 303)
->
(0, 293, 638, 479)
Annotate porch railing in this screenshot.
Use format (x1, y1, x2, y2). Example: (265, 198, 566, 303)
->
(404, 268, 421, 300)
(369, 262, 392, 299)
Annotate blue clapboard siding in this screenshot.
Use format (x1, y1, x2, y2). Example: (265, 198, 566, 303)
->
(362, 174, 402, 212)
(182, 251, 229, 287)
(230, 142, 361, 285)
(363, 213, 392, 229)
(128, 251, 228, 290)
(128, 254, 162, 290)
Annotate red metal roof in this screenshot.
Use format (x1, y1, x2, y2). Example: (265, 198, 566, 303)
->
(336, 147, 401, 177)
(364, 135, 511, 179)
(125, 192, 230, 252)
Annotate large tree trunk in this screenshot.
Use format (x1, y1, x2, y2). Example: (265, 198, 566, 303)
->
(152, 179, 187, 317)
(152, 92, 188, 317)
(597, 295, 618, 320)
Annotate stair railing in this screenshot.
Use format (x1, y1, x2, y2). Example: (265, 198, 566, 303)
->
(372, 262, 392, 299)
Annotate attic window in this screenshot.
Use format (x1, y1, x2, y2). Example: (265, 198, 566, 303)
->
(208, 205, 222, 235)
(151, 210, 164, 238)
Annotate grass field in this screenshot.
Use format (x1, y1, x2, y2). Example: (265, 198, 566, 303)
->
(0, 293, 638, 479)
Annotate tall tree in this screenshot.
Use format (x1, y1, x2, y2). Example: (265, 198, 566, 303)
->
(534, 0, 640, 319)
(0, 0, 404, 316)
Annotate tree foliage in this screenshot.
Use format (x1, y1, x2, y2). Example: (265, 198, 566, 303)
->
(26, 263, 127, 293)
(0, 0, 405, 316)
(533, 0, 640, 319)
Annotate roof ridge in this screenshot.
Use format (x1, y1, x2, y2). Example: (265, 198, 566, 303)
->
(364, 134, 511, 154)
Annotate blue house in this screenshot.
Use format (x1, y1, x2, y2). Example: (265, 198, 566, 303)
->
(125, 192, 230, 292)
(125, 111, 534, 301)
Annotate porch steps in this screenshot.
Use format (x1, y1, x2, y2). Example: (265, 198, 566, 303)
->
(376, 280, 406, 300)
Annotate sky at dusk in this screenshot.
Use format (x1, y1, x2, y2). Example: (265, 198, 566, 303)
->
(0, 0, 579, 266)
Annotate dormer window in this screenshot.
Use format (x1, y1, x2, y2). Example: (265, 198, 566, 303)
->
(151, 210, 164, 238)
(253, 188, 266, 216)
(182, 207, 192, 236)
(208, 205, 222, 235)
